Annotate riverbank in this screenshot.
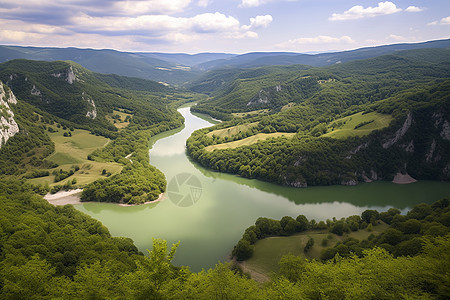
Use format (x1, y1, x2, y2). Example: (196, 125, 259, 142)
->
(44, 189, 165, 206)
(392, 173, 417, 184)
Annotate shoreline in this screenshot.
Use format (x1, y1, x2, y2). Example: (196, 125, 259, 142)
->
(392, 172, 417, 184)
(44, 189, 165, 206)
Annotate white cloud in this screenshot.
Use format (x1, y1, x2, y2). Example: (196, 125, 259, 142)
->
(277, 35, 355, 49)
(427, 16, 450, 26)
(68, 12, 268, 42)
(329, 1, 402, 21)
(242, 15, 273, 30)
(405, 6, 424, 13)
(239, 0, 295, 8)
(239, 0, 266, 7)
(196, 0, 210, 7)
(112, 0, 192, 15)
(387, 34, 414, 42)
(441, 16, 450, 25)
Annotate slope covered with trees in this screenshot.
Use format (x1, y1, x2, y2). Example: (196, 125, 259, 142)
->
(187, 49, 450, 187)
(0, 59, 192, 203)
(0, 180, 449, 299)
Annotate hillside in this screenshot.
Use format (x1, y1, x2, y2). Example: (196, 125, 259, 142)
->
(0, 46, 202, 85)
(0, 59, 197, 204)
(196, 39, 450, 70)
(187, 49, 450, 187)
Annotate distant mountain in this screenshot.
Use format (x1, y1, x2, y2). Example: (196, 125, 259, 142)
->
(0, 46, 201, 85)
(197, 39, 450, 70)
(141, 53, 236, 67)
(0, 59, 173, 136)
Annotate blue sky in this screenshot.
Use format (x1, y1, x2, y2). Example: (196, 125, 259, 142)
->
(0, 0, 448, 53)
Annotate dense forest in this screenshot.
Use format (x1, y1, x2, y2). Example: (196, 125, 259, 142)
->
(187, 49, 450, 187)
(0, 59, 193, 204)
(0, 180, 448, 299)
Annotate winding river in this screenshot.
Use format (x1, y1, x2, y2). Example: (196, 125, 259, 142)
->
(76, 107, 450, 271)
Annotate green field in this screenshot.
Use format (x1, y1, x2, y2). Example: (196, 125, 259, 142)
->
(244, 223, 389, 277)
(28, 127, 122, 187)
(106, 109, 132, 129)
(323, 111, 393, 139)
(232, 109, 270, 117)
(207, 122, 259, 138)
(205, 132, 295, 151)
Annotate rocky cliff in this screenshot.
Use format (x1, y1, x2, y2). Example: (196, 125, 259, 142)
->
(0, 81, 19, 148)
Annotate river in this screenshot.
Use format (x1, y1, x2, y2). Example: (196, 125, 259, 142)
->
(76, 107, 450, 271)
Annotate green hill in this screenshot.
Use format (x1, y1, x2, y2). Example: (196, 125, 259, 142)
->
(187, 49, 450, 187)
(0, 59, 196, 204)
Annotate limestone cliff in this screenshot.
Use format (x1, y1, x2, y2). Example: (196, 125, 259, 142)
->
(0, 82, 19, 148)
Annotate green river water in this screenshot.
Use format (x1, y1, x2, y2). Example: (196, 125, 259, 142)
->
(76, 107, 450, 271)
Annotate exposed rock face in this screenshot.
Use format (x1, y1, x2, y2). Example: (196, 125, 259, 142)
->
(341, 179, 358, 186)
(283, 175, 307, 187)
(0, 82, 19, 148)
(52, 66, 76, 84)
(426, 139, 436, 163)
(346, 142, 369, 159)
(382, 112, 412, 149)
(404, 140, 414, 153)
(441, 120, 450, 140)
(82, 92, 97, 119)
(31, 84, 41, 96)
(247, 85, 282, 106)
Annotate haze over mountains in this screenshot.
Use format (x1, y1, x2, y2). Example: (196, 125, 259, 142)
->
(1, 39, 449, 85)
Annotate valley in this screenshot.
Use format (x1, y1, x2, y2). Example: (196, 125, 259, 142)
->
(0, 40, 449, 299)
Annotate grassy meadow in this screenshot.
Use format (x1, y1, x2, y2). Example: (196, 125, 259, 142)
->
(244, 222, 389, 276)
(323, 112, 393, 139)
(207, 122, 259, 138)
(205, 132, 295, 151)
(28, 126, 122, 187)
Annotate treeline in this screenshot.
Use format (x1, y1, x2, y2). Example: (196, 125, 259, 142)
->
(232, 198, 450, 263)
(1, 180, 449, 299)
(81, 116, 183, 204)
(187, 79, 450, 187)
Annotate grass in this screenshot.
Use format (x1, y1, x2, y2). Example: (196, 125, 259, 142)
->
(232, 109, 270, 117)
(323, 111, 393, 139)
(28, 126, 122, 187)
(106, 109, 132, 129)
(207, 122, 259, 138)
(245, 222, 389, 275)
(205, 132, 295, 151)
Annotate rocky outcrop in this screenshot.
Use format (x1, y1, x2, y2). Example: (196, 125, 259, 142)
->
(31, 84, 41, 96)
(425, 139, 436, 163)
(346, 142, 369, 159)
(82, 92, 97, 119)
(52, 66, 76, 84)
(441, 120, 450, 140)
(0, 82, 19, 148)
(382, 112, 412, 149)
(247, 85, 282, 106)
(283, 175, 307, 187)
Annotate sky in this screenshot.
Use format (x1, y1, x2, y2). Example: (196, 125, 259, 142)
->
(0, 0, 448, 54)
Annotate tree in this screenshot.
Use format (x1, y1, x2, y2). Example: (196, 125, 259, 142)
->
(232, 239, 254, 261)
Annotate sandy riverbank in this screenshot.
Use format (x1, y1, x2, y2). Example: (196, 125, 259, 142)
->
(44, 189, 165, 206)
(392, 173, 417, 184)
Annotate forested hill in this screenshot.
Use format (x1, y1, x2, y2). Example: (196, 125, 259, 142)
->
(187, 48, 450, 187)
(0, 59, 194, 204)
(0, 180, 449, 298)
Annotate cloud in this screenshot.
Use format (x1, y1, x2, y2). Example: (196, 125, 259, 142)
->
(427, 16, 450, 26)
(405, 6, 424, 13)
(329, 1, 402, 21)
(277, 35, 355, 49)
(68, 12, 269, 42)
(242, 15, 273, 30)
(196, 0, 210, 7)
(239, 0, 295, 8)
(239, 0, 267, 7)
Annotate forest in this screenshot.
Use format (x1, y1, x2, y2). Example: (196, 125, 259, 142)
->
(0, 180, 448, 299)
(0, 59, 193, 204)
(187, 49, 450, 187)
